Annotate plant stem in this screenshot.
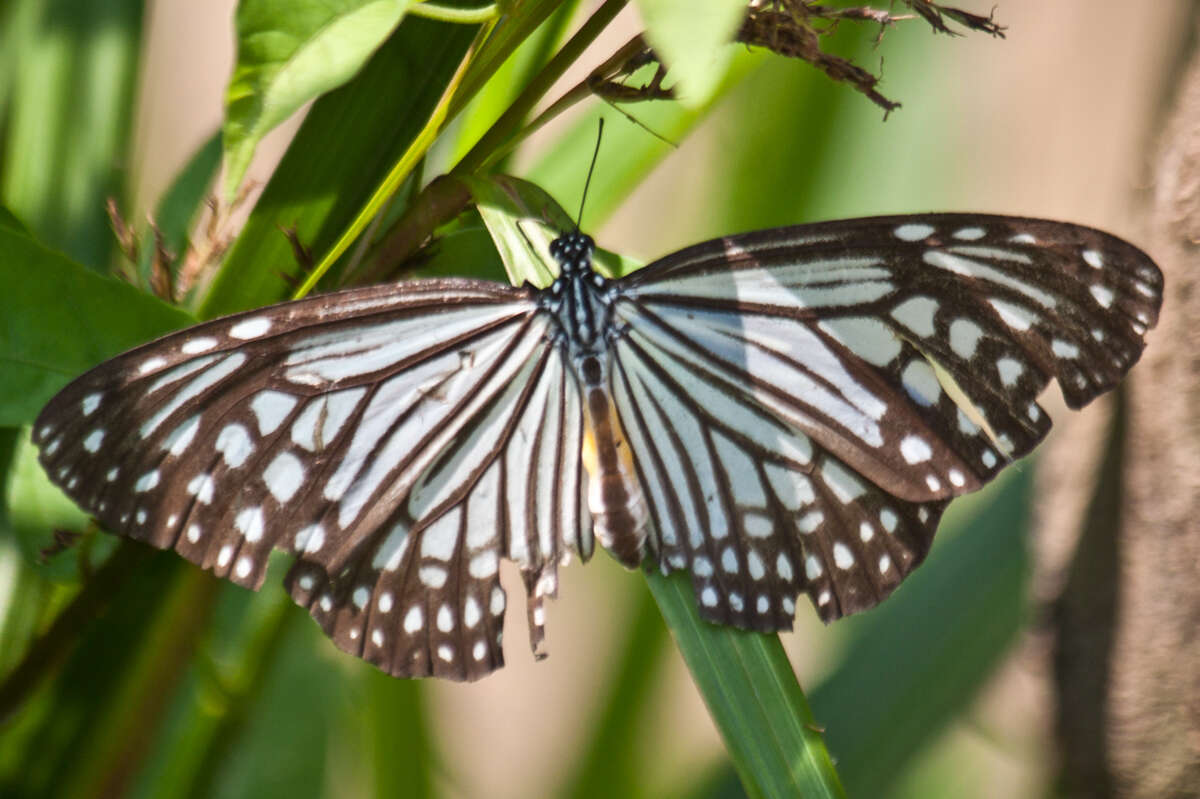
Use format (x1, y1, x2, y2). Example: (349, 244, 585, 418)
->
(453, 0, 627, 175)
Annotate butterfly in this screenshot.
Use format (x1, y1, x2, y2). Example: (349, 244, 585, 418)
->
(34, 213, 1162, 681)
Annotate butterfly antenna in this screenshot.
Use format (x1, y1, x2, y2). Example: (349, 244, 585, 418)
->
(576, 118, 605, 231)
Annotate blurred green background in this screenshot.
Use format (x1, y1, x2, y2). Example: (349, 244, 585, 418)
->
(0, 2, 1184, 797)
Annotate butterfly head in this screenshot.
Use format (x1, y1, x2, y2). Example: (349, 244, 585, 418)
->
(550, 231, 595, 275)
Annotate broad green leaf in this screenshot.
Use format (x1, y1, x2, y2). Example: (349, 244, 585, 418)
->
(222, 0, 416, 197)
(633, 0, 743, 107)
(0, 0, 143, 270)
(0, 227, 193, 427)
(202, 16, 478, 317)
(0, 206, 28, 235)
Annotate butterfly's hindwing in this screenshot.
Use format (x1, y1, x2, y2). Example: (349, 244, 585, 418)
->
(609, 309, 947, 626)
(287, 338, 589, 678)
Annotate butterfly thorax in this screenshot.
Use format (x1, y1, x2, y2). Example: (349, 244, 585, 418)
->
(544, 231, 614, 354)
(545, 232, 648, 568)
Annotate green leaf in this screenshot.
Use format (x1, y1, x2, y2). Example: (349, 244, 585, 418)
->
(465, 174, 573, 287)
(0, 227, 193, 427)
(633, 0, 743, 106)
(0, 0, 143, 270)
(201, 16, 478, 317)
(0, 206, 29, 235)
(647, 569, 846, 799)
(222, 0, 416, 197)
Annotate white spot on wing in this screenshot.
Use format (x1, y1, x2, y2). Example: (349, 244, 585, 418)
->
(901, 360, 941, 407)
(295, 524, 325, 553)
(1052, 339, 1080, 359)
(139, 356, 167, 375)
(464, 595, 481, 628)
(1082, 249, 1103, 269)
(187, 473, 215, 504)
(721, 547, 738, 574)
(777, 552, 794, 581)
(215, 423, 254, 468)
(949, 318, 984, 360)
(420, 565, 448, 587)
(82, 393, 101, 415)
(900, 435, 933, 464)
(819, 460, 867, 503)
(880, 508, 898, 532)
(833, 542, 855, 569)
(890, 296, 939, 338)
(805, 554, 823, 579)
(894, 223, 934, 241)
(163, 415, 201, 456)
(817, 316, 901, 367)
(263, 451, 305, 503)
(182, 337, 218, 354)
(250, 390, 297, 436)
(230, 317, 271, 339)
(953, 226, 985, 240)
(997, 357, 1024, 387)
(404, 606, 424, 633)
(83, 429, 105, 453)
(135, 470, 160, 493)
(235, 506, 265, 542)
(989, 298, 1038, 331)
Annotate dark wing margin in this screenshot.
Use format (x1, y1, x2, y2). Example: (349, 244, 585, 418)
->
(34, 278, 588, 680)
(613, 213, 1161, 625)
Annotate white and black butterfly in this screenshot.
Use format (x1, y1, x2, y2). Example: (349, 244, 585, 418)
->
(34, 214, 1162, 681)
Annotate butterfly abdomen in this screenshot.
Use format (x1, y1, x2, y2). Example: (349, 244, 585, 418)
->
(577, 354, 647, 568)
